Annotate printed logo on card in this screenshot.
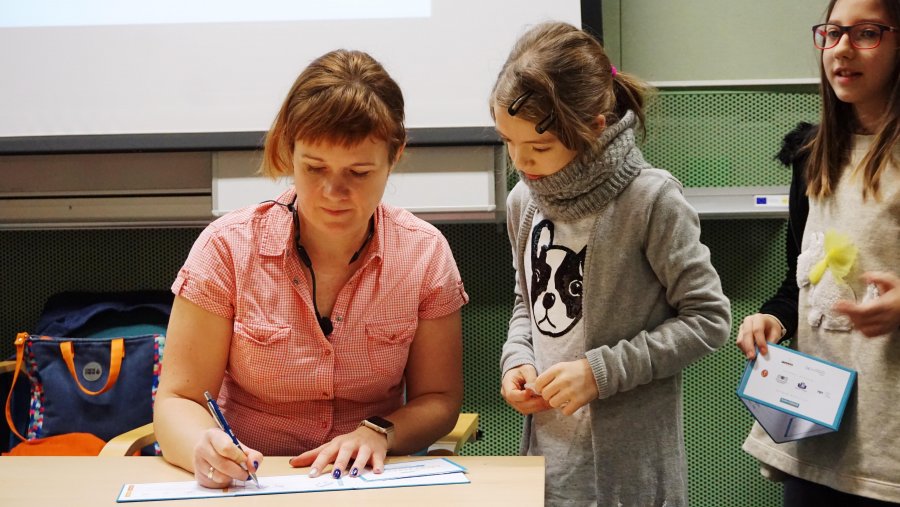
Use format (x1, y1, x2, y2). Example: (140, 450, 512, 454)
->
(760, 369, 769, 378)
(776, 374, 788, 384)
(779, 397, 800, 408)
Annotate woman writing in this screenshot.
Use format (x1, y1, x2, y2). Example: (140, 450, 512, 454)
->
(154, 49, 468, 487)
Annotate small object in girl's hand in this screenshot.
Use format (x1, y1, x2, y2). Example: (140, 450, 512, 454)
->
(866, 283, 881, 300)
(523, 382, 542, 396)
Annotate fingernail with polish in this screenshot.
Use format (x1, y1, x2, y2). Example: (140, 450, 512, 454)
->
(253, 461, 259, 471)
(246, 475, 252, 481)
(350, 467, 359, 477)
(332, 468, 342, 479)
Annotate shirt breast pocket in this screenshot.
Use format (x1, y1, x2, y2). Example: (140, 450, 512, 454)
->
(230, 320, 295, 398)
(365, 318, 417, 376)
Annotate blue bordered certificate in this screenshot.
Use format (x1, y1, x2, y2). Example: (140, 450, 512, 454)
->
(117, 458, 468, 503)
(736, 343, 856, 443)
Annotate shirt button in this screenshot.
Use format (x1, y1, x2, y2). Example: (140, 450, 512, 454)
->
(334, 316, 343, 322)
(324, 349, 331, 356)
(292, 278, 299, 285)
(321, 421, 327, 429)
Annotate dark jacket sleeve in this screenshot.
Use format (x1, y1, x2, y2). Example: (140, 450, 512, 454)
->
(758, 122, 815, 341)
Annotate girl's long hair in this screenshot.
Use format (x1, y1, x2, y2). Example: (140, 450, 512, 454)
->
(806, 0, 900, 199)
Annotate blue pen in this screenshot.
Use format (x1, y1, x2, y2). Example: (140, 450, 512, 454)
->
(203, 391, 260, 487)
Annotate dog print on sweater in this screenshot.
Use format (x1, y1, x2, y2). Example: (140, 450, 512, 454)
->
(530, 220, 585, 337)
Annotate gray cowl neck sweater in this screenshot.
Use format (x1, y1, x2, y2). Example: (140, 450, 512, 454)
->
(519, 110, 650, 221)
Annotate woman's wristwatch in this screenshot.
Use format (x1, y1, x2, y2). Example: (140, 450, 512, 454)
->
(359, 416, 395, 450)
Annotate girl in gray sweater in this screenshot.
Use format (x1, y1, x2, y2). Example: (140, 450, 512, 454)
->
(492, 22, 731, 507)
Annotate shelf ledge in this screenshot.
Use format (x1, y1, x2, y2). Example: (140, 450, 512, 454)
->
(685, 186, 789, 219)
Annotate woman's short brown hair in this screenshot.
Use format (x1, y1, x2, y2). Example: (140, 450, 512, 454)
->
(261, 49, 406, 177)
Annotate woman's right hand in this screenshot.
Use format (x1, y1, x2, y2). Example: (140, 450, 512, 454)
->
(736, 313, 785, 360)
(193, 428, 263, 489)
(501, 365, 551, 414)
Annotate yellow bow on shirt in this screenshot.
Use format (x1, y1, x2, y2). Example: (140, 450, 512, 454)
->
(808, 229, 857, 285)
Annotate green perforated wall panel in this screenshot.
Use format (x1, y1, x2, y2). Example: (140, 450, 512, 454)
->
(0, 91, 823, 505)
(506, 90, 822, 190)
(643, 91, 820, 187)
(688, 219, 790, 507)
(0, 228, 200, 348)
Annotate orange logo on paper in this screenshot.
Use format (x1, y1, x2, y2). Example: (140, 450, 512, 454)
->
(761, 369, 769, 378)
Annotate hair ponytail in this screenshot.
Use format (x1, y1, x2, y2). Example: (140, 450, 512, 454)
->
(610, 71, 651, 140)
(490, 21, 654, 154)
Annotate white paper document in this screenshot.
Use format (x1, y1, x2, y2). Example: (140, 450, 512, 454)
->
(736, 343, 856, 443)
(358, 456, 465, 481)
(117, 458, 469, 503)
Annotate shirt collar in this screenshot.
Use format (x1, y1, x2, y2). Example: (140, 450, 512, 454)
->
(258, 187, 384, 265)
(258, 188, 295, 257)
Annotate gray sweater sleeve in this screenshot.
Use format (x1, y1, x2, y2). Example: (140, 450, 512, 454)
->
(586, 178, 731, 399)
(501, 183, 537, 375)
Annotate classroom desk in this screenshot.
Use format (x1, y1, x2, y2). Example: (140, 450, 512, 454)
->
(0, 455, 543, 506)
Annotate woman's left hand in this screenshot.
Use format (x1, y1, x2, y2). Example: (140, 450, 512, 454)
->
(288, 426, 389, 478)
(531, 358, 598, 416)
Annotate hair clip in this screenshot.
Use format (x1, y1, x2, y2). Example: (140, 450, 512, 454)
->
(535, 110, 555, 134)
(508, 90, 533, 116)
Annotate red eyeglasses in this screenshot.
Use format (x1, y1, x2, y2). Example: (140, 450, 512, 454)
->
(812, 22, 899, 50)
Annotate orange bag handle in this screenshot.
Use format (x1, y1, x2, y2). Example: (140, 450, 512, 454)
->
(60, 338, 125, 396)
(5, 332, 31, 442)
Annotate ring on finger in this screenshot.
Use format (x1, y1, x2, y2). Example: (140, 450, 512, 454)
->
(207, 466, 215, 480)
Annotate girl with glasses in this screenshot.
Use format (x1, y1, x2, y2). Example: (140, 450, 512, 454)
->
(493, 21, 731, 507)
(738, 0, 900, 505)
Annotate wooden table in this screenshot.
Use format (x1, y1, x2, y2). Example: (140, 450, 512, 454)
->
(0, 455, 543, 506)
